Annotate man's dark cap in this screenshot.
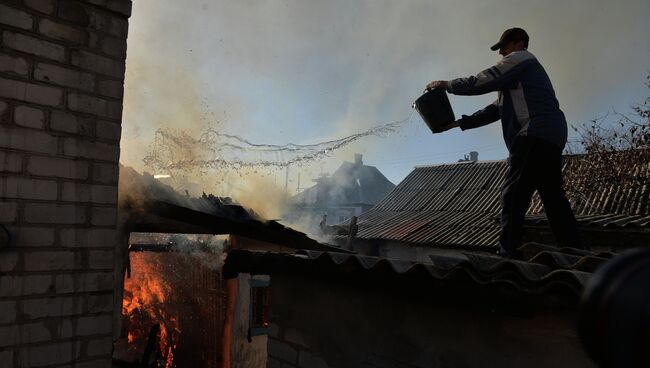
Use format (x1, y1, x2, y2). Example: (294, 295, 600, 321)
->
(490, 28, 529, 51)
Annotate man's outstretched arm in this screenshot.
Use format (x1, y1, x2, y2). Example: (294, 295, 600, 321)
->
(457, 100, 500, 130)
(427, 50, 536, 96)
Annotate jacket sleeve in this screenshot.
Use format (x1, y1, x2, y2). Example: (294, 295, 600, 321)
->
(459, 100, 500, 130)
(446, 51, 536, 96)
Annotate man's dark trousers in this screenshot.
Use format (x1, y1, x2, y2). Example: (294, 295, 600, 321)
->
(499, 136, 581, 254)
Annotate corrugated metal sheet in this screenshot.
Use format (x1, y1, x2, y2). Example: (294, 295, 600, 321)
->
(351, 154, 649, 249)
(224, 243, 615, 298)
(527, 213, 650, 228)
(528, 154, 650, 215)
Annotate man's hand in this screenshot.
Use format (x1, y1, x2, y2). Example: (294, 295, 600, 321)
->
(426, 80, 449, 91)
(439, 120, 461, 132)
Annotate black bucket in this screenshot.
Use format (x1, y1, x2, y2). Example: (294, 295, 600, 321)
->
(412, 89, 455, 133)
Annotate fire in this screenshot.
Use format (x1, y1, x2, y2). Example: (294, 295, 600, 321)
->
(123, 252, 180, 367)
(119, 236, 225, 367)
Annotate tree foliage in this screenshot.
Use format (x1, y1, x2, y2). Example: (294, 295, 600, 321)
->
(564, 75, 650, 204)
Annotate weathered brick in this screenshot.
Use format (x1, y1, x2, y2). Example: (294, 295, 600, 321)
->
(2, 31, 65, 62)
(92, 162, 118, 184)
(268, 357, 282, 368)
(91, 206, 116, 226)
(34, 63, 94, 91)
(0, 4, 34, 30)
(0, 251, 19, 272)
(0, 126, 58, 154)
(268, 338, 298, 364)
(1, 176, 57, 200)
(63, 137, 119, 162)
(0, 301, 17, 324)
(87, 294, 113, 314)
(55, 318, 72, 338)
(60, 228, 116, 248)
(91, 184, 118, 204)
(70, 50, 125, 78)
(67, 93, 122, 119)
(0, 102, 7, 124)
(285, 328, 310, 348)
(17, 341, 80, 366)
(0, 275, 52, 297)
(0, 322, 51, 347)
(24, 203, 87, 224)
(55, 272, 113, 293)
(0, 77, 63, 107)
(22, 296, 85, 319)
(55, 315, 113, 339)
(50, 110, 94, 135)
(57, 0, 90, 25)
(77, 314, 113, 336)
(13, 105, 44, 129)
(61, 182, 90, 202)
(89, 249, 113, 269)
(0, 53, 29, 76)
(100, 35, 127, 59)
(0, 202, 18, 223)
(86, 336, 112, 356)
(38, 18, 88, 44)
(24, 251, 78, 271)
(9, 226, 55, 247)
(74, 358, 112, 368)
(0, 151, 22, 173)
(298, 350, 328, 368)
(86, 0, 133, 17)
(268, 323, 280, 338)
(95, 120, 121, 141)
(62, 182, 117, 204)
(87, 8, 128, 37)
(97, 79, 123, 99)
(0, 350, 13, 368)
(24, 0, 56, 15)
(28, 156, 88, 179)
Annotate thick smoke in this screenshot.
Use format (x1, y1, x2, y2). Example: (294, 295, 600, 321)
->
(120, 0, 649, 226)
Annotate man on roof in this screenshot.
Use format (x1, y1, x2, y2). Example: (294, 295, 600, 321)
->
(426, 27, 581, 258)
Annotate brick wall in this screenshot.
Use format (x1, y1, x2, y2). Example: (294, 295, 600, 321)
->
(265, 273, 595, 368)
(0, 1, 131, 367)
(267, 325, 328, 368)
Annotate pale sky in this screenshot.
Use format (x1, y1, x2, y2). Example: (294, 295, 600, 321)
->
(121, 0, 650, 189)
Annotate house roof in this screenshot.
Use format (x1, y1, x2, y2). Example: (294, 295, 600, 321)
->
(291, 159, 396, 206)
(223, 243, 615, 300)
(346, 153, 649, 249)
(119, 166, 349, 253)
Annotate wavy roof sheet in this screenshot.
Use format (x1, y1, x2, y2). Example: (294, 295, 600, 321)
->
(352, 154, 649, 248)
(224, 243, 615, 299)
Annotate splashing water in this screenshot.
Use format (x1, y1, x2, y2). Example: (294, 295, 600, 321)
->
(143, 111, 417, 173)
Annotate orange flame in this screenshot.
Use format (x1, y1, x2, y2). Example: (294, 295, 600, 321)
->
(122, 253, 180, 367)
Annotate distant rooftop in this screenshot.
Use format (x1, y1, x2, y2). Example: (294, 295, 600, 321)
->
(291, 154, 396, 206)
(346, 152, 649, 249)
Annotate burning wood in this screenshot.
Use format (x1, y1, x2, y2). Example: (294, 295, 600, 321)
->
(120, 245, 224, 368)
(122, 252, 180, 367)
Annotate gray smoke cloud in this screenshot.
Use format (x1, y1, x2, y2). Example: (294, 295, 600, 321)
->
(121, 0, 650, 187)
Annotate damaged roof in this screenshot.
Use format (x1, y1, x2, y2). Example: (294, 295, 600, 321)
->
(223, 243, 615, 300)
(119, 165, 347, 253)
(347, 153, 649, 249)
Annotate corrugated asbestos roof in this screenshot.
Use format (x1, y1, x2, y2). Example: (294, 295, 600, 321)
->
(223, 243, 615, 299)
(527, 213, 650, 228)
(350, 154, 649, 248)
